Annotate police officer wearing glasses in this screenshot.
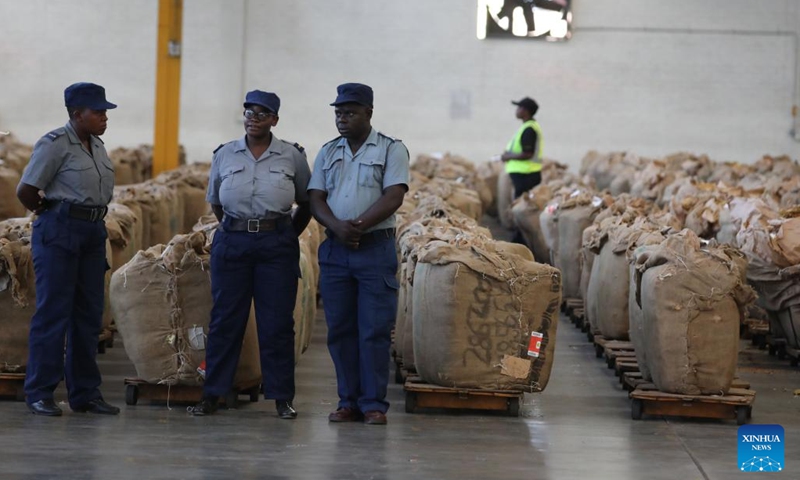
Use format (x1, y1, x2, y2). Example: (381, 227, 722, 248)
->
(308, 83, 409, 425)
(16, 82, 119, 416)
(190, 90, 311, 419)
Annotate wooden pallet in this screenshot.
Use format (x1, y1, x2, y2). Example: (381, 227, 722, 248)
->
(614, 357, 639, 380)
(630, 383, 756, 425)
(622, 371, 752, 393)
(562, 298, 582, 316)
(0, 373, 26, 402)
(394, 359, 416, 385)
(569, 307, 586, 331)
(123, 378, 261, 408)
(403, 375, 523, 417)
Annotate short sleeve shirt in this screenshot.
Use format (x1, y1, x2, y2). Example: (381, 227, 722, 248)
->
(307, 128, 409, 232)
(206, 135, 311, 220)
(20, 122, 115, 206)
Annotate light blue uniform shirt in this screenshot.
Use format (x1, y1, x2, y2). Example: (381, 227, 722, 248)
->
(206, 135, 311, 220)
(307, 128, 409, 233)
(20, 122, 115, 206)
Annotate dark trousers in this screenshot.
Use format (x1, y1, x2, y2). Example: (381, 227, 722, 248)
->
(318, 235, 399, 414)
(203, 224, 299, 400)
(24, 207, 107, 407)
(509, 171, 542, 244)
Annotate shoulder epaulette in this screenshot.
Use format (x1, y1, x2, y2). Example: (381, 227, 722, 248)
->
(322, 136, 343, 147)
(377, 132, 401, 143)
(292, 142, 305, 153)
(213, 144, 225, 154)
(45, 129, 65, 141)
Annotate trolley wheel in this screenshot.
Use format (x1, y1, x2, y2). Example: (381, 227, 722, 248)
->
(587, 330, 594, 343)
(631, 399, 643, 420)
(606, 356, 614, 369)
(507, 397, 521, 417)
(594, 344, 603, 358)
(224, 391, 238, 409)
(736, 406, 748, 425)
(404, 391, 417, 413)
(125, 384, 139, 405)
(248, 386, 260, 403)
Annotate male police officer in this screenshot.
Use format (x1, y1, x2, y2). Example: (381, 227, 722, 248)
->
(190, 90, 311, 419)
(501, 96, 544, 244)
(308, 83, 409, 425)
(16, 82, 119, 416)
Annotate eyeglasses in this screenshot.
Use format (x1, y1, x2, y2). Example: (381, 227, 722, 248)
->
(244, 109, 275, 121)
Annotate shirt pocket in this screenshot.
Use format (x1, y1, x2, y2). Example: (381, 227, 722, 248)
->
(221, 165, 246, 190)
(268, 164, 294, 191)
(59, 157, 95, 196)
(357, 154, 385, 189)
(322, 157, 343, 191)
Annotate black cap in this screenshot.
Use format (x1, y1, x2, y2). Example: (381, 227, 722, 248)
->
(330, 83, 374, 107)
(244, 90, 280, 114)
(64, 83, 117, 110)
(512, 97, 538, 115)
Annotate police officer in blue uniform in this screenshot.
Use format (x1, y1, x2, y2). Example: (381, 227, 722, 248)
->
(16, 82, 120, 416)
(308, 83, 409, 425)
(190, 90, 311, 419)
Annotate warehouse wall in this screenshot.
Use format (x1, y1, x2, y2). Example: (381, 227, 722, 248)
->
(1, 0, 798, 169)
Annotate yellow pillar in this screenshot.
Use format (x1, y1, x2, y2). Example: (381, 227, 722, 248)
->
(153, 0, 183, 177)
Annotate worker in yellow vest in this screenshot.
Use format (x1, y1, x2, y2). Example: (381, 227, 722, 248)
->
(500, 96, 543, 244)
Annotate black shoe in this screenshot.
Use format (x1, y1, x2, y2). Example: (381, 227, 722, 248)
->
(28, 399, 63, 417)
(276, 400, 297, 419)
(189, 397, 218, 416)
(72, 398, 120, 415)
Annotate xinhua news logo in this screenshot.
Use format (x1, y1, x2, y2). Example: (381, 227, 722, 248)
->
(738, 424, 784, 473)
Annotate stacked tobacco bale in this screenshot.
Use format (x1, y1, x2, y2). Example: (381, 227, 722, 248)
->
(395, 155, 561, 393)
(0, 133, 32, 220)
(109, 144, 187, 186)
(0, 218, 35, 373)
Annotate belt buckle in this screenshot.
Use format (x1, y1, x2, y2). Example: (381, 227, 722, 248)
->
(247, 218, 260, 233)
(89, 208, 99, 222)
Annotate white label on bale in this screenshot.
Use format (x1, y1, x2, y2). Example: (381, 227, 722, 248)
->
(188, 326, 206, 350)
(591, 196, 603, 207)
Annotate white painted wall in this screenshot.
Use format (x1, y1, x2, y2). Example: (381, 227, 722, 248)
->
(1, 0, 798, 170)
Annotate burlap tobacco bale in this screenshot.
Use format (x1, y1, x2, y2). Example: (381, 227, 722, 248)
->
(0, 133, 33, 174)
(737, 208, 799, 269)
(540, 159, 569, 184)
(717, 197, 778, 247)
(580, 224, 598, 332)
(579, 150, 628, 191)
(104, 203, 139, 273)
(777, 177, 800, 209)
(628, 245, 657, 381)
(110, 232, 260, 386)
(154, 164, 212, 233)
(412, 238, 561, 392)
(109, 146, 151, 185)
(396, 220, 492, 371)
(0, 165, 27, 221)
(774, 305, 800, 349)
(588, 218, 666, 340)
(556, 190, 607, 299)
(397, 195, 488, 241)
(630, 160, 680, 205)
(754, 154, 800, 179)
(747, 259, 800, 313)
(476, 161, 504, 217)
(113, 182, 179, 247)
(706, 161, 755, 186)
(683, 193, 729, 240)
(510, 184, 555, 265)
(415, 178, 483, 221)
(633, 230, 754, 395)
(0, 238, 35, 373)
(0, 217, 32, 242)
(662, 152, 715, 180)
(294, 239, 317, 360)
(497, 172, 514, 229)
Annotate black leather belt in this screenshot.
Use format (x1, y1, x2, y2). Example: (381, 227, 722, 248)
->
(48, 201, 108, 222)
(326, 228, 395, 246)
(223, 216, 291, 233)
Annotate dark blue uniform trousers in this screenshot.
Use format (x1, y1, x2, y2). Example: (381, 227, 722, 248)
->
(319, 234, 399, 414)
(203, 224, 299, 401)
(24, 207, 107, 408)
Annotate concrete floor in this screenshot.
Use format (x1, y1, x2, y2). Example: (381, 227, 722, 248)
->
(0, 312, 798, 480)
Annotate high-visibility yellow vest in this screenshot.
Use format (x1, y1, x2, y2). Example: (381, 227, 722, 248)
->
(505, 120, 543, 174)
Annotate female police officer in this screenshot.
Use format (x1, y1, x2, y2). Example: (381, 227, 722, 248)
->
(16, 82, 119, 416)
(190, 90, 311, 419)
